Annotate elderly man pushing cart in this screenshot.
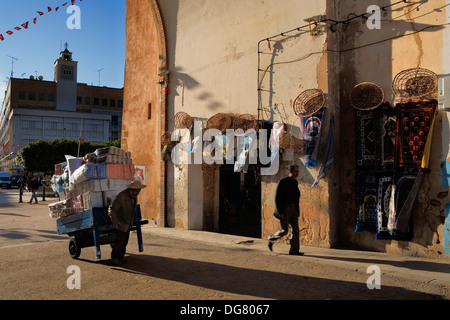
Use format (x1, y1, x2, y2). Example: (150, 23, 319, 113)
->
(109, 180, 147, 266)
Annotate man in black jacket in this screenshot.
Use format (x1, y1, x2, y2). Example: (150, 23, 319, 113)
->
(27, 175, 40, 204)
(268, 164, 303, 255)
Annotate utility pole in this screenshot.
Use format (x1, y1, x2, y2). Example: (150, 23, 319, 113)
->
(6, 55, 18, 78)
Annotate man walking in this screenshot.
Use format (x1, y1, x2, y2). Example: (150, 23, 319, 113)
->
(268, 164, 303, 255)
(27, 175, 40, 204)
(109, 180, 147, 265)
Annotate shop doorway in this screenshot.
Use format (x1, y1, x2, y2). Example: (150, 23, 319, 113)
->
(219, 165, 261, 238)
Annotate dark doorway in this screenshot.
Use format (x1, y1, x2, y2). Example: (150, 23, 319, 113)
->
(219, 164, 261, 238)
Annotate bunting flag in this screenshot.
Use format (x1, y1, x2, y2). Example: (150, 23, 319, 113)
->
(0, 0, 84, 43)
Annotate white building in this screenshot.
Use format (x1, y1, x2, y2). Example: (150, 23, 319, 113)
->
(0, 47, 123, 172)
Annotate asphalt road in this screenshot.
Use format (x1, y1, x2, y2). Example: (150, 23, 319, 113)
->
(0, 187, 449, 307)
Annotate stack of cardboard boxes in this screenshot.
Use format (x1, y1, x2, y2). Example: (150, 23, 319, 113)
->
(49, 147, 136, 219)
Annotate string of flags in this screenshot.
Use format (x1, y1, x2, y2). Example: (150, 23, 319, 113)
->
(0, 0, 83, 42)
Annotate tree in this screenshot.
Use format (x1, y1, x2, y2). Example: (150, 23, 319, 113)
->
(17, 138, 121, 174)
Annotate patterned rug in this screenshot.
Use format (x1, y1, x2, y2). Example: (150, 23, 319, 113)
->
(395, 100, 437, 168)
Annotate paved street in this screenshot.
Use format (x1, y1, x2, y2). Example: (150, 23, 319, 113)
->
(0, 187, 449, 305)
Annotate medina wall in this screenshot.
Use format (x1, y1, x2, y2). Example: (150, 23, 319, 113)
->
(328, 0, 450, 258)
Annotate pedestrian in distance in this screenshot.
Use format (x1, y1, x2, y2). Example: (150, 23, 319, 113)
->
(27, 175, 40, 204)
(268, 164, 304, 255)
(108, 180, 147, 266)
(18, 176, 25, 203)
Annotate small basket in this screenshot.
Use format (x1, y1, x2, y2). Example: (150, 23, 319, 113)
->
(278, 132, 291, 149)
(174, 112, 193, 129)
(233, 114, 257, 135)
(289, 137, 306, 153)
(392, 68, 438, 99)
(350, 82, 384, 111)
(293, 89, 325, 117)
(160, 131, 173, 146)
(206, 113, 232, 133)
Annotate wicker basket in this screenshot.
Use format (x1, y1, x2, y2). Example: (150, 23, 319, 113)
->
(174, 112, 193, 129)
(350, 82, 384, 110)
(206, 113, 232, 133)
(392, 68, 438, 99)
(278, 132, 291, 149)
(289, 136, 306, 153)
(293, 89, 325, 117)
(233, 114, 257, 135)
(160, 131, 173, 146)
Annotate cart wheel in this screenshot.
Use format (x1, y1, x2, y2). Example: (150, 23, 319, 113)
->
(69, 238, 81, 259)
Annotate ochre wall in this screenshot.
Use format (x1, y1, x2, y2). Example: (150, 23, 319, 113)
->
(123, 0, 163, 222)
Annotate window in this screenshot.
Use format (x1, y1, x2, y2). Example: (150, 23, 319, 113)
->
(39, 93, 45, 101)
(94, 98, 99, 106)
(102, 98, 107, 106)
(29, 92, 35, 100)
(77, 96, 82, 104)
(110, 99, 115, 107)
(85, 97, 91, 105)
(48, 94, 55, 102)
(19, 91, 25, 100)
(118, 100, 123, 108)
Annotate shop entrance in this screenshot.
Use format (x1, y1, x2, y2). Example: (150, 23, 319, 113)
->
(219, 165, 261, 238)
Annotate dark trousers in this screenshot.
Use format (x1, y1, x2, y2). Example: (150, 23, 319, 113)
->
(268, 204, 300, 253)
(111, 229, 130, 261)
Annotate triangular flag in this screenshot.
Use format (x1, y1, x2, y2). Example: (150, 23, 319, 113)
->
(33, 18, 37, 24)
(37, 11, 44, 16)
(14, 27, 21, 31)
(0, 34, 4, 41)
(71, 0, 76, 5)
(6, 30, 13, 35)
(21, 22, 29, 29)
(55, 7, 59, 12)
(62, 2, 68, 6)
(47, 6, 52, 12)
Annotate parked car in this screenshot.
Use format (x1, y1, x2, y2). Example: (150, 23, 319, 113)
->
(0, 172, 12, 188)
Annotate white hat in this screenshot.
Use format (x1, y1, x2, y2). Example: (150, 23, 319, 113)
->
(127, 180, 147, 189)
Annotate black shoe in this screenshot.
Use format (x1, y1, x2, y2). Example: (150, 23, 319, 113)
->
(268, 241, 274, 251)
(289, 251, 304, 256)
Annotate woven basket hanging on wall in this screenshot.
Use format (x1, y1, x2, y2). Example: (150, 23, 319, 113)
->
(289, 136, 306, 153)
(174, 111, 193, 129)
(160, 131, 173, 146)
(278, 132, 291, 150)
(293, 89, 325, 118)
(233, 114, 257, 135)
(350, 82, 385, 111)
(206, 113, 232, 133)
(392, 68, 438, 99)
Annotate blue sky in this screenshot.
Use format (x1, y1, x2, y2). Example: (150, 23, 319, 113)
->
(0, 0, 126, 105)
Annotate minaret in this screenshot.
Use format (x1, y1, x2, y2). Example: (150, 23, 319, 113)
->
(54, 43, 77, 111)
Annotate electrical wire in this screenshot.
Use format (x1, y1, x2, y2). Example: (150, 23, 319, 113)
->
(257, 1, 450, 123)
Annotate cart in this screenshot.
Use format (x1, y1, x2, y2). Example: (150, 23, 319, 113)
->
(56, 204, 148, 259)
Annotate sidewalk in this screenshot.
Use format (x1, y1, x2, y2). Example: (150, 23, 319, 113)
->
(142, 225, 450, 288)
(3, 192, 449, 289)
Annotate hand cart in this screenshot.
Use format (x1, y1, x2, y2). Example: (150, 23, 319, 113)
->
(56, 205, 148, 259)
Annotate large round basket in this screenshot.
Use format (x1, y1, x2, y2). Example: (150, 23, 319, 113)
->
(206, 113, 232, 133)
(350, 82, 384, 110)
(174, 112, 193, 129)
(233, 114, 257, 135)
(293, 89, 325, 117)
(392, 68, 438, 99)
